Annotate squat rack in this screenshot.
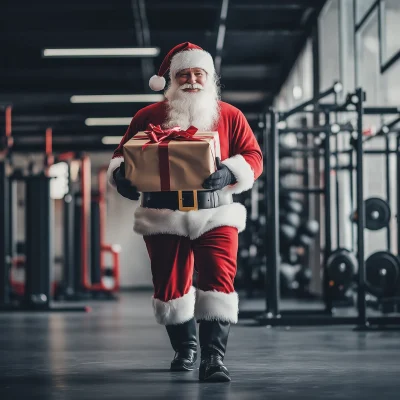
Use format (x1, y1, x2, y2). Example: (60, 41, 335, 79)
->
(0, 107, 88, 312)
(241, 86, 400, 329)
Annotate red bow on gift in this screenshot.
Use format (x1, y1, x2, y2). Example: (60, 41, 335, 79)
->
(140, 124, 199, 149)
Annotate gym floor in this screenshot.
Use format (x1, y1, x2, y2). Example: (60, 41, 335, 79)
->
(1, 292, 399, 400)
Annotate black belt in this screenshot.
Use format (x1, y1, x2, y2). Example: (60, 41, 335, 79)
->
(141, 190, 233, 211)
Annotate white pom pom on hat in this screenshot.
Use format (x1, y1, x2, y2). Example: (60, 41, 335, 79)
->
(148, 42, 215, 91)
(149, 75, 166, 91)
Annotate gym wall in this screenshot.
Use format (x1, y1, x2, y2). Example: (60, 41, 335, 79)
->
(274, 0, 400, 294)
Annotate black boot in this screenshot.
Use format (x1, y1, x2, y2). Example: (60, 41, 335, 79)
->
(198, 320, 231, 382)
(165, 318, 197, 371)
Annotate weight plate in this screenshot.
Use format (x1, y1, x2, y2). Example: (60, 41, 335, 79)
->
(365, 251, 400, 297)
(365, 198, 391, 230)
(351, 198, 391, 230)
(326, 249, 357, 296)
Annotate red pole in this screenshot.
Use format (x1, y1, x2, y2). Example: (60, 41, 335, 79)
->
(5, 106, 12, 138)
(1, 106, 13, 157)
(98, 167, 107, 273)
(44, 128, 54, 172)
(80, 155, 91, 289)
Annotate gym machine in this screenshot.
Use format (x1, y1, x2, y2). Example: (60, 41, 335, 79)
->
(0, 108, 87, 312)
(240, 85, 400, 329)
(56, 153, 121, 301)
(334, 109, 400, 313)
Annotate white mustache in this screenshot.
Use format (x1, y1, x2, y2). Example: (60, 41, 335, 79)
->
(180, 83, 203, 90)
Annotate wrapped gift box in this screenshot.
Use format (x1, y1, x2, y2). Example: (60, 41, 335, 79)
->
(123, 125, 221, 192)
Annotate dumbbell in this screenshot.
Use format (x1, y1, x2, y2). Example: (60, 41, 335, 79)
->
(280, 196, 303, 214)
(279, 210, 301, 228)
(294, 266, 312, 296)
(295, 220, 319, 247)
(280, 245, 302, 265)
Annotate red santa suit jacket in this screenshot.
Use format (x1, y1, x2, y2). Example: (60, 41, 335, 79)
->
(107, 100, 263, 239)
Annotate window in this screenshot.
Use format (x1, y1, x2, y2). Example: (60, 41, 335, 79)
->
(380, 0, 400, 66)
(383, 58, 400, 105)
(356, 9, 382, 105)
(355, 0, 377, 23)
(319, 0, 340, 91)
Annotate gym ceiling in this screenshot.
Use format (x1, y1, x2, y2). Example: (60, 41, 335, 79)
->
(1, 0, 326, 152)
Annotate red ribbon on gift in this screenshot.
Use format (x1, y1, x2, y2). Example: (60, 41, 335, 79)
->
(140, 124, 199, 150)
(133, 124, 215, 191)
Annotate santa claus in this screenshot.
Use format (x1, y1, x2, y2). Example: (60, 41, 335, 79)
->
(107, 42, 263, 382)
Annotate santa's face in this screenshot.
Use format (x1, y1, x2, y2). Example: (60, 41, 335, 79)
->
(175, 68, 207, 92)
(164, 67, 220, 131)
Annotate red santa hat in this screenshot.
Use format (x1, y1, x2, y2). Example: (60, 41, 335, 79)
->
(149, 42, 215, 91)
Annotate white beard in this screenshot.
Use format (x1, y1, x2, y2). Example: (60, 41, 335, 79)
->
(163, 76, 220, 131)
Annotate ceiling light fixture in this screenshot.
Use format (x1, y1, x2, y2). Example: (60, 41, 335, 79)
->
(85, 118, 131, 126)
(71, 94, 164, 103)
(42, 47, 159, 58)
(102, 136, 123, 145)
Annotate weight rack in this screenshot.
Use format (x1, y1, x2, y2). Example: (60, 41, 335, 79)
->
(240, 86, 400, 329)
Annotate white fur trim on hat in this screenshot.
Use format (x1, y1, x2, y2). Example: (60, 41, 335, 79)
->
(152, 286, 196, 325)
(133, 201, 246, 239)
(222, 154, 255, 195)
(169, 48, 215, 78)
(149, 75, 166, 91)
(107, 157, 124, 188)
(195, 289, 239, 324)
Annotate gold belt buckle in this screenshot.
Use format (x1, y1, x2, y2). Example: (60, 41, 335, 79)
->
(178, 190, 198, 211)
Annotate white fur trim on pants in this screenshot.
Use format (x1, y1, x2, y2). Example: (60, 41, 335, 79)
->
(195, 289, 239, 324)
(134, 202, 246, 239)
(152, 286, 196, 325)
(222, 154, 255, 195)
(107, 157, 124, 188)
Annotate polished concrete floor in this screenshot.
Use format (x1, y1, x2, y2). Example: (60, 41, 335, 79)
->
(1, 292, 400, 400)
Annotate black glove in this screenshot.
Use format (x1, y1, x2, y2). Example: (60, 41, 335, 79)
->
(202, 157, 237, 190)
(113, 162, 140, 201)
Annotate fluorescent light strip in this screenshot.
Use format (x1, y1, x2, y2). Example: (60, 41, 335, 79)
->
(221, 0, 229, 20)
(216, 24, 226, 51)
(43, 48, 159, 57)
(85, 118, 131, 126)
(71, 94, 164, 103)
(102, 136, 123, 145)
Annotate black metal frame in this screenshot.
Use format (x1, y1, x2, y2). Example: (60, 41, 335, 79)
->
(397, 135, 400, 257)
(0, 105, 12, 306)
(240, 87, 400, 328)
(0, 114, 87, 312)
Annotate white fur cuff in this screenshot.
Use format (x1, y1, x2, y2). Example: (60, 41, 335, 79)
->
(152, 286, 196, 325)
(195, 289, 239, 324)
(222, 154, 255, 194)
(107, 157, 124, 188)
(169, 49, 215, 78)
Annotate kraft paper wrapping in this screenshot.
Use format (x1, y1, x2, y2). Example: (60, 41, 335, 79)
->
(123, 131, 221, 192)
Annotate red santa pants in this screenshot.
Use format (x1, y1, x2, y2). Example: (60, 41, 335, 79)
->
(144, 226, 239, 326)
